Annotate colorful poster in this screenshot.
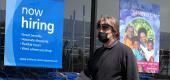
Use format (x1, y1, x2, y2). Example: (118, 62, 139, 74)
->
(5, 0, 64, 68)
(120, 0, 160, 73)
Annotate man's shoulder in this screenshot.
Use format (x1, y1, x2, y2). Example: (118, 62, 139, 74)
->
(95, 46, 107, 54)
(116, 41, 130, 49)
(117, 41, 133, 54)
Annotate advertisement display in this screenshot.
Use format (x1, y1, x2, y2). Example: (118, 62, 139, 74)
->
(120, 0, 160, 73)
(5, 0, 64, 68)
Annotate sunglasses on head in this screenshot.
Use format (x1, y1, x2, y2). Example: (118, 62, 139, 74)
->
(97, 24, 111, 29)
(97, 24, 115, 32)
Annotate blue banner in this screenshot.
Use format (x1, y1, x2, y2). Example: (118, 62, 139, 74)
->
(120, 0, 160, 73)
(5, 0, 64, 68)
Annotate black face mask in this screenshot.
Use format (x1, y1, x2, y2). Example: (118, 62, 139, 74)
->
(98, 32, 109, 43)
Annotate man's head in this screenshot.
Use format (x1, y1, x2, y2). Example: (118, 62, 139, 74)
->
(97, 16, 119, 43)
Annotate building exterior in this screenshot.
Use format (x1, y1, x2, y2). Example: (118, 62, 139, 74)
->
(0, 0, 170, 79)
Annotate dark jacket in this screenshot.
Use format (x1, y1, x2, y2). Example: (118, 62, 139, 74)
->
(84, 41, 139, 80)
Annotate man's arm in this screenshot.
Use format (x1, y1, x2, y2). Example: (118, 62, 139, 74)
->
(123, 47, 139, 80)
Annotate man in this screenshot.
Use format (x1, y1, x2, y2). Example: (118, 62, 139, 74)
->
(77, 16, 139, 80)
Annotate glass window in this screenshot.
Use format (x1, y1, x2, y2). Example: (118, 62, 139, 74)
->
(0, 0, 91, 79)
(62, 0, 91, 72)
(1, 0, 170, 79)
(96, 0, 170, 79)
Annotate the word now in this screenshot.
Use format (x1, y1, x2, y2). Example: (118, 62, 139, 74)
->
(22, 7, 43, 16)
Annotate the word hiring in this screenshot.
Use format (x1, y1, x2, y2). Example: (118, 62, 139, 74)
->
(21, 7, 54, 34)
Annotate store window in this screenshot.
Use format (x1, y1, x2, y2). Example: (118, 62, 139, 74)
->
(1, 0, 170, 79)
(62, 0, 91, 72)
(0, 0, 91, 79)
(95, 0, 170, 79)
